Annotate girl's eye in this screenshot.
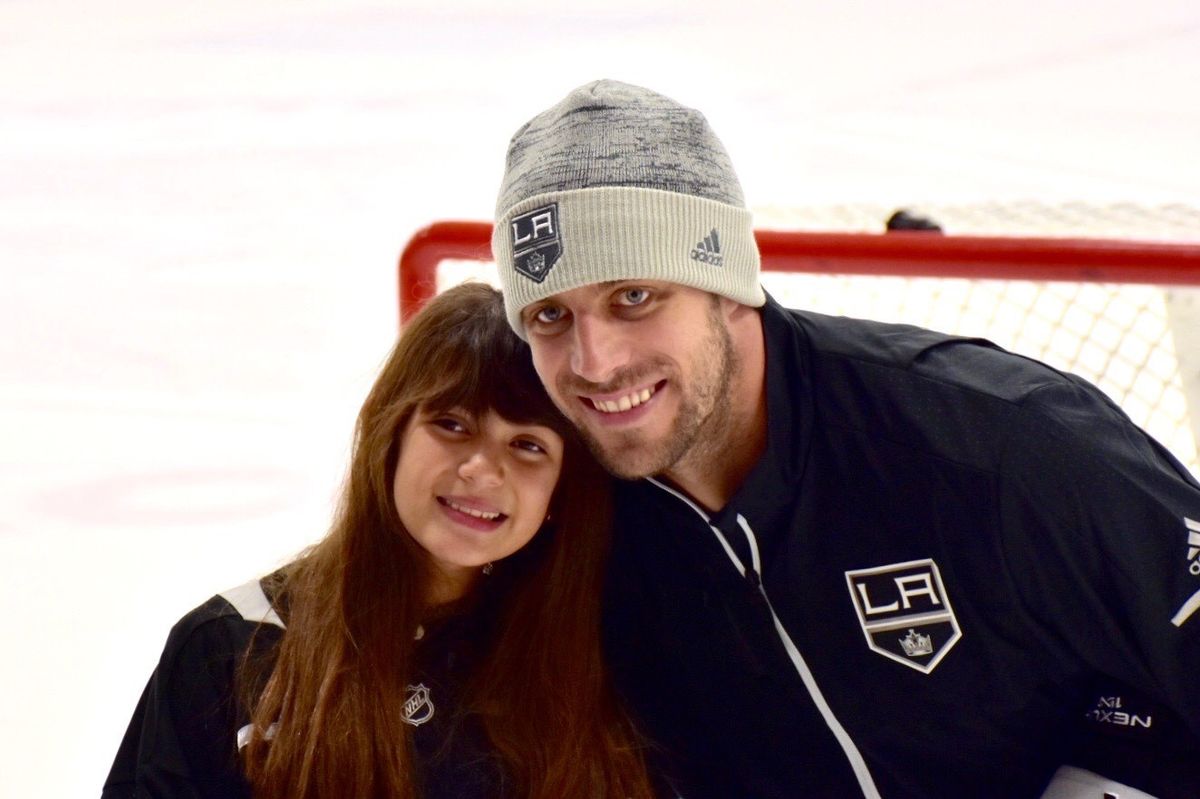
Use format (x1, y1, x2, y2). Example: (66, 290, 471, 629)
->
(617, 287, 650, 306)
(431, 417, 468, 434)
(512, 438, 547, 455)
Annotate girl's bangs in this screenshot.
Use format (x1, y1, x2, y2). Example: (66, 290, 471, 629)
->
(413, 334, 566, 435)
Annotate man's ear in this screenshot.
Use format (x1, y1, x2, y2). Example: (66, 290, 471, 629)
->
(722, 296, 767, 363)
(721, 295, 754, 324)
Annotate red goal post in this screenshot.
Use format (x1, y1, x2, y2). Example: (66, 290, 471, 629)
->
(397, 220, 1200, 323)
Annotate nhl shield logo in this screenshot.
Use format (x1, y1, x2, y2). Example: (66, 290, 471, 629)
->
(402, 683, 435, 727)
(511, 203, 561, 283)
(845, 558, 962, 674)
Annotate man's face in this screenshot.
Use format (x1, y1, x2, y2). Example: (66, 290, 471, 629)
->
(521, 280, 737, 480)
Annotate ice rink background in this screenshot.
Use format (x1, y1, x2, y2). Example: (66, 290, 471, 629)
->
(2, 1, 1198, 796)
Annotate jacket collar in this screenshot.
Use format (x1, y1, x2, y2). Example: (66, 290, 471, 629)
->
(707, 292, 813, 534)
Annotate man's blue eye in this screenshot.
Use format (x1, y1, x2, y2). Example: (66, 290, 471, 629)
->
(535, 306, 564, 323)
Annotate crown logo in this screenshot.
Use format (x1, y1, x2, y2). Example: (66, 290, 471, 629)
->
(525, 250, 546, 274)
(899, 628, 934, 657)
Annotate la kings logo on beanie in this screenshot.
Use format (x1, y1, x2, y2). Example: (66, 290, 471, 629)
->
(511, 204, 561, 283)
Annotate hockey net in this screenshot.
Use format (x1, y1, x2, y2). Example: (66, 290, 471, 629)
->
(398, 202, 1200, 475)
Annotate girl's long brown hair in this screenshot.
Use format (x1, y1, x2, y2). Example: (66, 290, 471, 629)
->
(239, 283, 654, 798)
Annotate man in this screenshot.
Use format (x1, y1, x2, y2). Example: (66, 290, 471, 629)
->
(491, 80, 1200, 798)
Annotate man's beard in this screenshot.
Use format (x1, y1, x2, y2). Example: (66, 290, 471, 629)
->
(561, 299, 738, 480)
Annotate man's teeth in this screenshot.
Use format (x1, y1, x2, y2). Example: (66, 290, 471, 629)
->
(445, 499, 500, 520)
(594, 386, 655, 414)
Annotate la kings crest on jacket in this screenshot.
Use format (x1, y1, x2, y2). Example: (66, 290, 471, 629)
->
(845, 558, 962, 674)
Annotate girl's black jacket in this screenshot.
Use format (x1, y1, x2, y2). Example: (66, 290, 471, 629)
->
(604, 295, 1200, 798)
(102, 576, 504, 798)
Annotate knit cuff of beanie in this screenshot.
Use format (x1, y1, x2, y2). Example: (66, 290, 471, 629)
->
(494, 185, 762, 336)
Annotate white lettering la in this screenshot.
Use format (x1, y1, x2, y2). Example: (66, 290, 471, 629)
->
(512, 220, 532, 246)
(895, 574, 940, 609)
(512, 211, 555, 247)
(856, 583, 899, 615)
(530, 212, 554, 237)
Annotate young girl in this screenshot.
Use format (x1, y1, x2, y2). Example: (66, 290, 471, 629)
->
(103, 283, 657, 799)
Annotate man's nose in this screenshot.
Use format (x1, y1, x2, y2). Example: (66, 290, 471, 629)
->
(458, 450, 503, 487)
(569, 316, 630, 385)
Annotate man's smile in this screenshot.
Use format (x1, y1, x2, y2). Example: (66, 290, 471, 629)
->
(582, 381, 664, 414)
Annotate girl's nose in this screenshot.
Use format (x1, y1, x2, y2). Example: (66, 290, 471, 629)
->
(458, 450, 503, 486)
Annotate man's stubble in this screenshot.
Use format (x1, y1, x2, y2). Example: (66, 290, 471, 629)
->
(565, 298, 739, 481)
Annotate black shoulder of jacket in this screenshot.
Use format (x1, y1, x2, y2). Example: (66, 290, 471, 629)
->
(102, 578, 285, 799)
(762, 296, 1189, 477)
(771, 298, 1073, 402)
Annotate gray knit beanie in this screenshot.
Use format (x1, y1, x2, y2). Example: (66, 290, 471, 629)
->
(493, 80, 764, 336)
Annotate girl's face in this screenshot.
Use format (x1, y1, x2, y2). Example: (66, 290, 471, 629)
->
(393, 406, 564, 603)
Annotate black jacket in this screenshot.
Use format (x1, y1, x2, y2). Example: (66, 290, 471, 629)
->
(103, 577, 504, 798)
(604, 296, 1200, 798)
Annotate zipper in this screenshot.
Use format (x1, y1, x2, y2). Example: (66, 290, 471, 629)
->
(646, 477, 882, 799)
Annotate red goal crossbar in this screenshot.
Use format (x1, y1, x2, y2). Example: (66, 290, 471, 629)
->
(397, 221, 1200, 323)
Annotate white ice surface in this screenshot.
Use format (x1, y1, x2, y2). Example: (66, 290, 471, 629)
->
(2, 2, 1198, 796)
